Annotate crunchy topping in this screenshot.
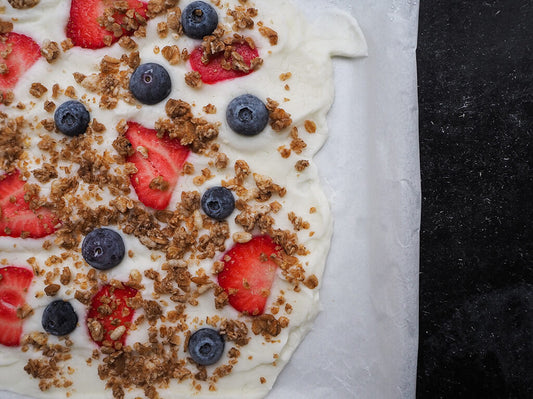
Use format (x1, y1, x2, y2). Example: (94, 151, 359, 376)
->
(220, 319, 250, 346)
(40, 40, 60, 63)
(0, 19, 13, 34)
(29, 83, 48, 98)
(43, 100, 56, 113)
(33, 163, 58, 183)
(0, 117, 25, 172)
(161, 44, 181, 64)
(0, 2, 327, 397)
(184, 71, 202, 88)
(118, 36, 138, 51)
(266, 98, 292, 131)
(304, 120, 317, 133)
(258, 25, 278, 45)
(303, 274, 319, 289)
(7, 0, 39, 9)
(232, 231, 252, 243)
(295, 159, 310, 172)
(229, 7, 256, 30)
(23, 339, 73, 391)
(44, 283, 61, 296)
(157, 21, 169, 38)
(0, 91, 14, 106)
(157, 98, 219, 152)
(251, 314, 282, 337)
(17, 303, 34, 319)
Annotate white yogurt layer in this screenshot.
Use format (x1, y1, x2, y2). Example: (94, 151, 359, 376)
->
(0, 0, 366, 398)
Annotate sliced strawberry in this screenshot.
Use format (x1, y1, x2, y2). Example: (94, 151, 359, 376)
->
(0, 32, 41, 95)
(217, 235, 279, 316)
(0, 171, 58, 238)
(66, 0, 148, 49)
(189, 43, 260, 84)
(125, 122, 190, 210)
(0, 266, 34, 346)
(86, 284, 137, 346)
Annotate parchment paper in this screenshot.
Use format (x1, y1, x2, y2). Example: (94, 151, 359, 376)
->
(0, 1, 420, 398)
(271, 1, 420, 398)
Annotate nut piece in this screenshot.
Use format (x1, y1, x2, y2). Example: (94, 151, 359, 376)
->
(44, 284, 61, 296)
(232, 231, 252, 244)
(88, 320, 104, 342)
(109, 325, 126, 341)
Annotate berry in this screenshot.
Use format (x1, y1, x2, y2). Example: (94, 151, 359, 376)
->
(0, 266, 33, 347)
(201, 187, 235, 220)
(87, 284, 137, 346)
(41, 300, 78, 336)
(226, 94, 269, 136)
(0, 170, 58, 238)
(217, 235, 279, 315)
(129, 63, 172, 105)
(125, 122, 190, 210)
(189, 42, 259, 84)
(54, 100, 90, 137)
(0, 32, 40, 96)
(66, 0, 148, 49)
(181, 1, 218, 39)
(188, 328, 225, 365)
(81, 228, 125, 270)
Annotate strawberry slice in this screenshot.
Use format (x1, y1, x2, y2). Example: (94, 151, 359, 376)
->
(66, 0, 148, 49)
(189, 43, 260, 84)
(125, 122, 190, 210)
(0, 171, 58, 238)
(0, 32, 40, 95)
(0, 266, 34, 347)
(217, 235, 279, 316)
(86, 284, 137, 346)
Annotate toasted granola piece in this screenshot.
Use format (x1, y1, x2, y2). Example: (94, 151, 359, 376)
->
(8, 0, 40, 9)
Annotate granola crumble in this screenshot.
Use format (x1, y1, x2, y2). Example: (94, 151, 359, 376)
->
(40, 40, 60, 63)
(29, 83, 48, 98)
(7, 0, 40, 9)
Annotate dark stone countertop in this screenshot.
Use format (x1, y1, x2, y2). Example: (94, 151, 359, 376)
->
(417, 0, 532, 398)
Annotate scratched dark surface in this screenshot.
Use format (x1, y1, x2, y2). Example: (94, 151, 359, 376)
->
(416, 0, 532, 398)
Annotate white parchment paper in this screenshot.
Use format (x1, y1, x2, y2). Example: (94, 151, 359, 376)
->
(0, 1, 419, 398)
(270, 1, 420, 398)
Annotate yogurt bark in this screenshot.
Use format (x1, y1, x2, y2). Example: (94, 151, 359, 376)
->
(0, 0, 366, 398)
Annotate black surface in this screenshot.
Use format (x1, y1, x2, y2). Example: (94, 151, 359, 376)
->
(417, 0, 532, 398)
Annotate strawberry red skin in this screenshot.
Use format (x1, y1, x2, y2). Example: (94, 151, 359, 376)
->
(66, 0, 148, 49)
(189, 43, 260, 84)
(0, 171, 58, 238)
(0, 32, 41, 94)
(0, 266, 34, 347)
(86, 284, 137, 346)
(217, 235, 279, 316)
(125, 122, 190, 210)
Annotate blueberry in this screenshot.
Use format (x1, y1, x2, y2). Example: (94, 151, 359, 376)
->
(201, 186, 235, 220)
(54, 100, 90, 137)
(81, 228, 125, 270)
(42, 300, 78, 336)
(129, 63, 171, 105)
(226, 94, 269, 136)
(181, 1, 218, 39)
(188, 328, 225, 365)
